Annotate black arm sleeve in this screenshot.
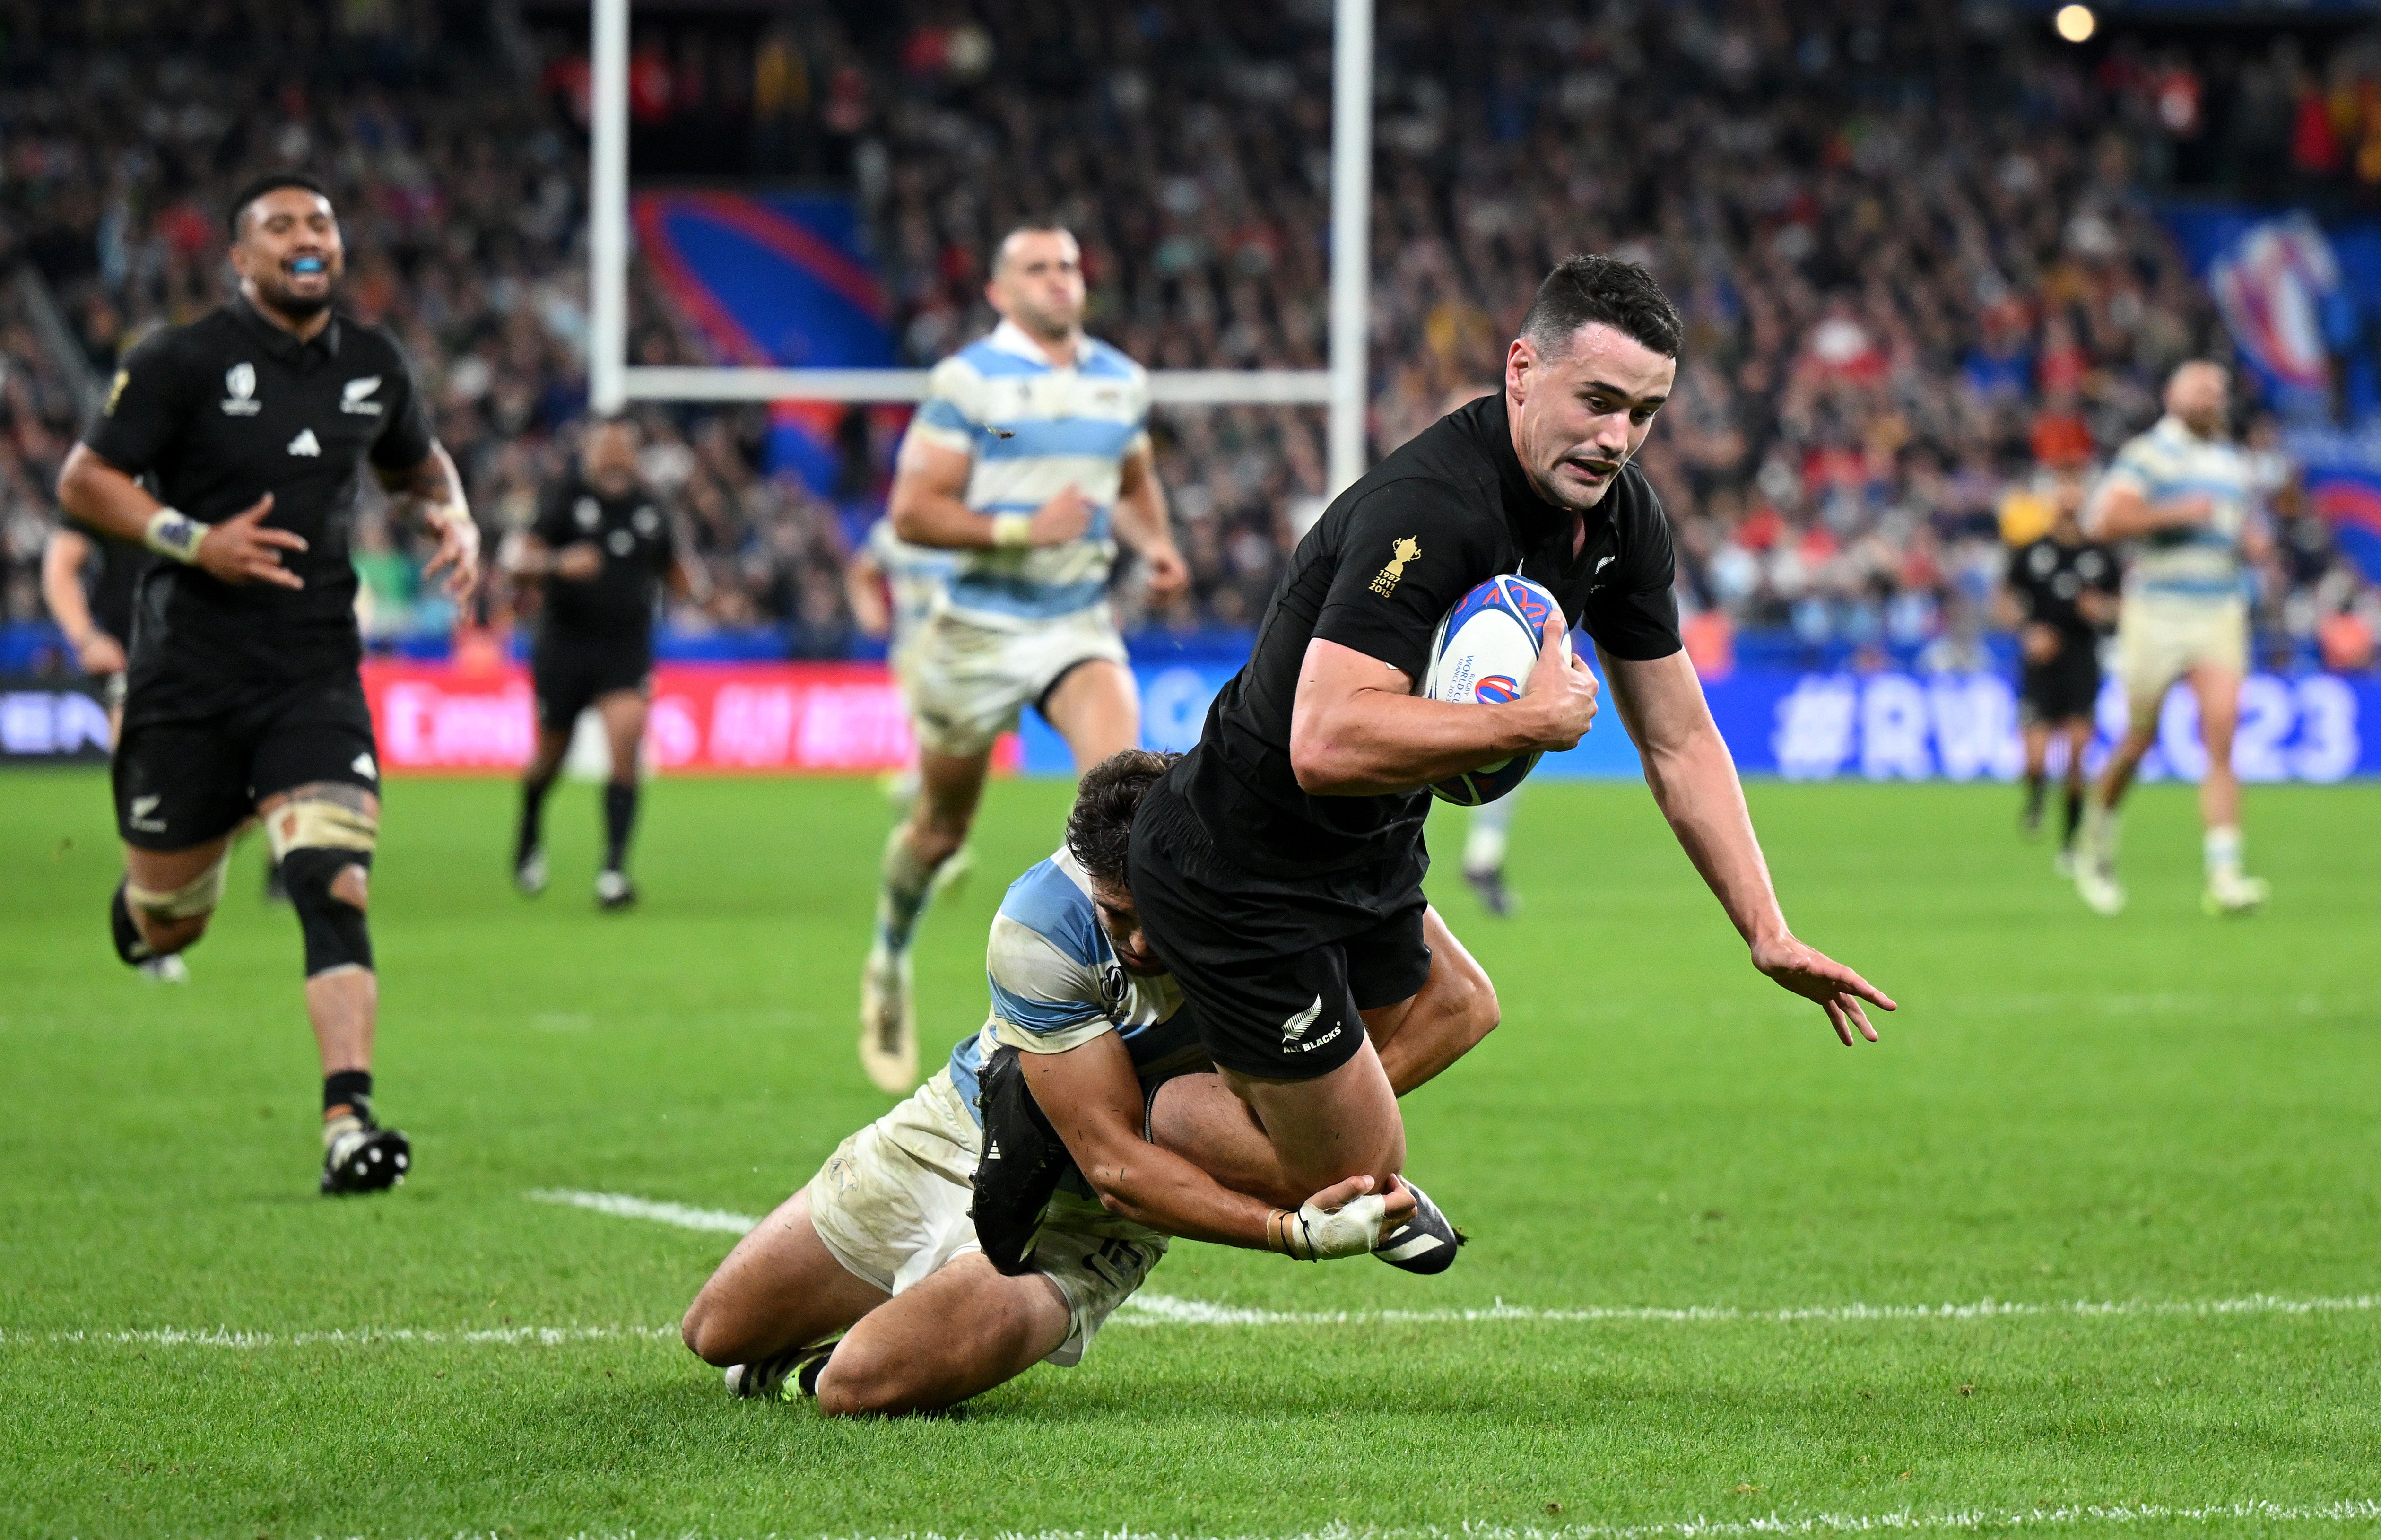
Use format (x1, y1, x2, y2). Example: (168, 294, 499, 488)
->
(1579, 491, 1683, 661)
(81, 331, 195, 477)
(1311, 478, 1503, 682)
(367, 341, 436, 471)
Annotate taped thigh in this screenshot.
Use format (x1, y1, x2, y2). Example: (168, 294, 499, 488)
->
(125, 853, 230, 920)
(264, 783, 379, 862)
(268, 785, 380, 977)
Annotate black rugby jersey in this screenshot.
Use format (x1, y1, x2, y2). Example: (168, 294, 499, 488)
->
(2006, 535, 2119, 649)
(1182, 391, 1682, 876)
(528, 474, 677, 647)
(82, 296, 434, 720)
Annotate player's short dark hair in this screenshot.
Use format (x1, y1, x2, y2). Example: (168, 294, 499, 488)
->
(1519, 254, 1682, 360)
(227, 173, 333, 237)
(1065, 749, 1181, 893)
(992, 221, 1077, 275)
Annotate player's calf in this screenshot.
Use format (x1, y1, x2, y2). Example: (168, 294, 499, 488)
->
(113, 852, 229, 964)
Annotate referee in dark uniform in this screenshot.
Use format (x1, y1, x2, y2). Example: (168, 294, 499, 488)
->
(54, 173, 479, 1195)
(504, 416, 693, 911)
(2004, 469, 2120, 864)
(1121, 256, 1894, 1203)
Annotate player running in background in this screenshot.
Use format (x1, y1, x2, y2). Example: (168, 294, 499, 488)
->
(40, 521, 190, 981)
(504, 416, 702, 911)
(53, 173, 478, 1194)
(2075, 361, 2272, 917)
(1128, 256, 1894, 1208)
(2000, 467, 2119, 873)
(681, 751, 1487, 1415)
(859, 223, 1189, 1094)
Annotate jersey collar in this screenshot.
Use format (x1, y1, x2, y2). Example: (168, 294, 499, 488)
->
(229, 293, 343, 364)
(987, 318, 1079, 370)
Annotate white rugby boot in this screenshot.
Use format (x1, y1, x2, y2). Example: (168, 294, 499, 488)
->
(2202, 871, 2270, 917)
(859, 942, 917, 1094)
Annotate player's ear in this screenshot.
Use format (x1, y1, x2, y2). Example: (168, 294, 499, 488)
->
(1505, 339, 1533, 404)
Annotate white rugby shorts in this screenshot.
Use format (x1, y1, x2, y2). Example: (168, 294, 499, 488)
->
(2117, 594, 2248, 726)
(804, 1067, 1164, 1367)
(897, 605, 1130, 759)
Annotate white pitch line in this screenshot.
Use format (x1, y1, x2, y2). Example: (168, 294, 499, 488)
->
(361, 1501, 2381, 1540)
(527, 1187, 758, 1233)
(8, 1324, 675, 1349)
(1112, 1290, 2381, 1329)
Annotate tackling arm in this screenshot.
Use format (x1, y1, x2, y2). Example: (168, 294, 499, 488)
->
(1599, 647, 1895, 1046)
(1022, 1032, 1398, 1256)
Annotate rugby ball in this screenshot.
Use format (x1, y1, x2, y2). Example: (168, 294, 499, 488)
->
(1421, 574, 1571, 806)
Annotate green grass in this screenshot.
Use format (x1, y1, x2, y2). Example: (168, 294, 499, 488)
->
(3, 768, 2378, 1540)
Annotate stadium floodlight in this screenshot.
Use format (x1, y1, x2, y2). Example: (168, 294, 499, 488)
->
(585, 0, 1375, 491)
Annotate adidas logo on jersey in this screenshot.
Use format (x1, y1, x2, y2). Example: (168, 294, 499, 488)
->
(287, 429, 321, 457)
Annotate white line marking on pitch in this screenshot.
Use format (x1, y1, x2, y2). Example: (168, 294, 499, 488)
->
(7, 1324, 675, 1349)
(364, 1499, 2381, 1539)
(527, 1187, 757, 1232)
(1113, 1291, 2381, 1329)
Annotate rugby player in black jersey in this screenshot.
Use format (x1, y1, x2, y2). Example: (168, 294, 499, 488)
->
(53, 173, 479, 1195)
(2000, 469, 2120, 868)
(1125, 256, 1895, 1199)
(503, 416, 698, 910)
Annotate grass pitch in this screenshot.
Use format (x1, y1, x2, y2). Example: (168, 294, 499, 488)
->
(2, 767, 2377, 1540)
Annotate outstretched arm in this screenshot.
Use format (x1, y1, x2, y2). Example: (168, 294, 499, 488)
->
(1022, 1031, 1407, 1253)
(1599, 646, 1896, 1046)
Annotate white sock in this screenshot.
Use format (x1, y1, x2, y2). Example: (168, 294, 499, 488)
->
(2204, 825, 2242, 882)
(1464, 799, 1513, 876)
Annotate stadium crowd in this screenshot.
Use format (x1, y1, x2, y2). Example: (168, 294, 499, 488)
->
(1, 0, 2376, 668)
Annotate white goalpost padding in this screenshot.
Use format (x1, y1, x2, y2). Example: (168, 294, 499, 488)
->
(584, 0, 1374, 491)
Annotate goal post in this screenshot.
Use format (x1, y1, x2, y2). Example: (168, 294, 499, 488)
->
(583, 0, 1373, 489)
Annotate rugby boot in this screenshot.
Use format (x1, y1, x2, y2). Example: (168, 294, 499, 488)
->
(2074, 852, 2125, 916)
(967, 1044, 1071, 1275)
(725, 1341, 837, 1401)
(514, 848, 549, 896)
(138, 955, 191, 984)
(1464, 864, 1514, 918)
(595, 868, 638, 911)
(1373, 1178, 1466, 1275)
(2202, 871, 2270, 917)
(858, 943, 917, 1094)
(321, 1114, 412, 1195)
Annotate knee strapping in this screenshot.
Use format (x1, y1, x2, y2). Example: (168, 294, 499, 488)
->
(125, 854, 229, 921)
(268, 787, 380, 979)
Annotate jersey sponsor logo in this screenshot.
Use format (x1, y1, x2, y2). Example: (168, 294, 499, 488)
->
(1370, 536, 1421, 597)
(287, 428, 322, 457)
(129, 794, 165, 833)
(104, 370, 130, 416)
(340, 375, 384, 416)
(222, 363, 261, 415)
(1280, 993, 1323, 1044)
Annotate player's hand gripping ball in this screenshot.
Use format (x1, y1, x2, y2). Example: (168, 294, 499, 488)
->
(1421, 574, 1572, 806)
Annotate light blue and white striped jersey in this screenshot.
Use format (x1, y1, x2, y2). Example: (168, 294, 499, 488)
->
(864, 517, 956, 652)
(946, 845, 1199, 1125)
(902, 319, 1151, 628)
(2090, 414, 2255, 605)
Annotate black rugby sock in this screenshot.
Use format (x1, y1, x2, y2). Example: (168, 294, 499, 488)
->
(518, 772, 556, 862)
(2061, 787, 2085, 848)
(2023, 772, 2046, 819)
(323, 1069, 374, 1122)
(602, 782, 638, 873)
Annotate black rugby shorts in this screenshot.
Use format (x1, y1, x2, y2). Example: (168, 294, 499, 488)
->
(1127, 772, 1432, 1081)
(532, 638, 652, 732)
(113, 671, 379, 850)
(2020, 644, 2101, 727)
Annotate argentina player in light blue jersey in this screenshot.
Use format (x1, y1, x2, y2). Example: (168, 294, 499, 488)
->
(683, 753, 1491, 1416)
(858, 224, 1191, 1095)
(2077, 361, 2273, 917)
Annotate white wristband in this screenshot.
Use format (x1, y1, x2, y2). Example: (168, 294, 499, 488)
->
(990, 513, 1034, 548)
(143, 508, 210, 564)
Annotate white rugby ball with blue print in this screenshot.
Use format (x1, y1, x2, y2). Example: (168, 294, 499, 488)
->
(1421, 574, 1571, 806)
